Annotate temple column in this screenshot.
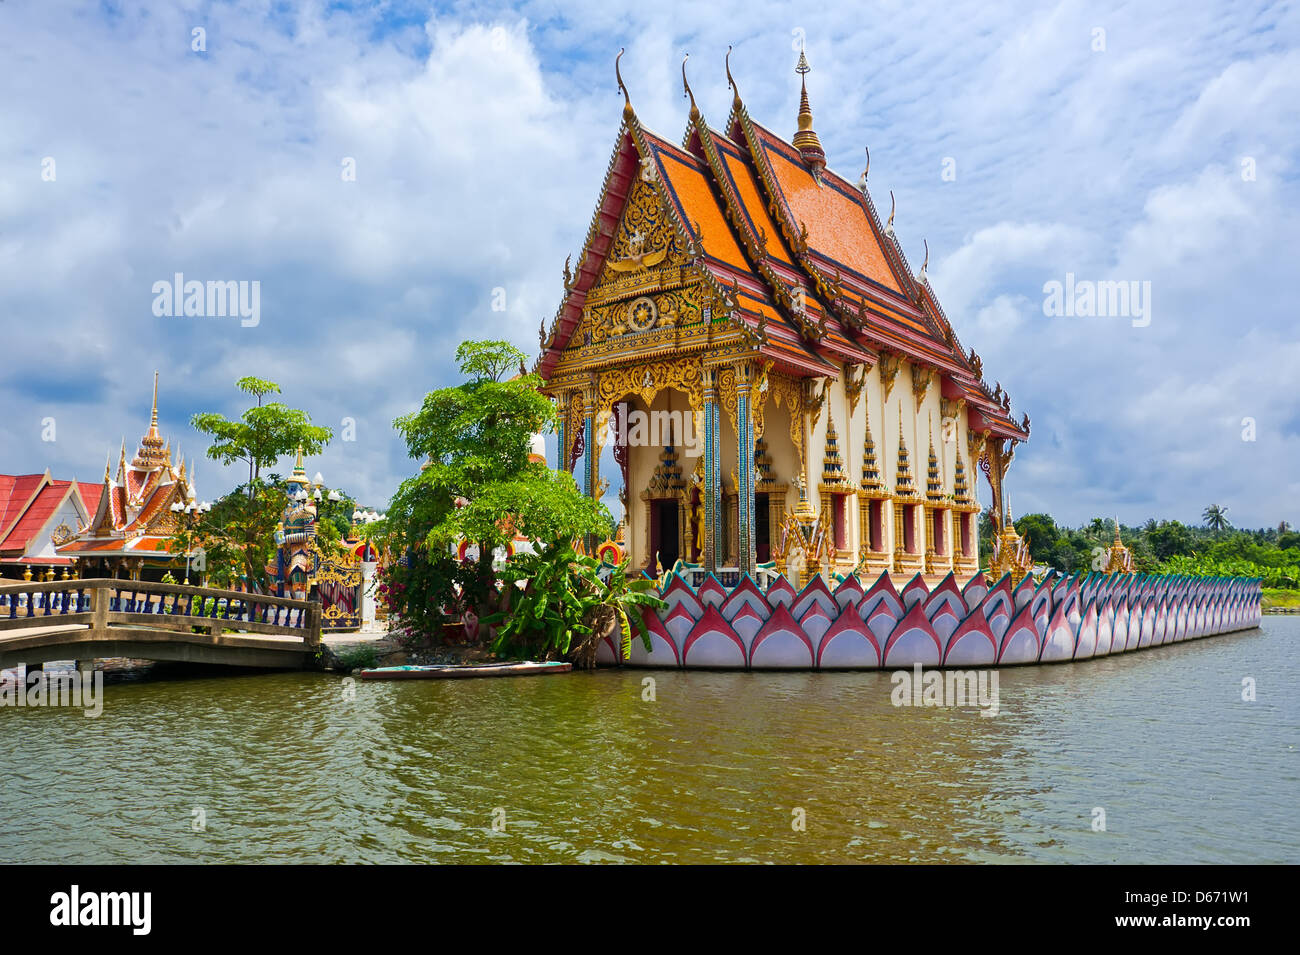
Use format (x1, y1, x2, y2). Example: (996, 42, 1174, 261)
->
(735, 361, 756, 577)
(582, 379, 599, 500)
(554, 390, 570, 474)
(581, 380, 601, 555)
(702, 368, 721, 573)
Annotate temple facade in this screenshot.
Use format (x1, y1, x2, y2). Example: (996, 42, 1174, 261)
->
(536, 52, 1029, 585)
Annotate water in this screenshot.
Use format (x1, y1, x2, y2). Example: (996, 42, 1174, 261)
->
(3, 618, 1296, 864)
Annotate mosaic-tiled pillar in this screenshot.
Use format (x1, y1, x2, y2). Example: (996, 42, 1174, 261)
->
(702, 367, 721, 573)
(555, 390, 569, 474)
(582, 380, 599, 499)
(735, 361, 756, 576)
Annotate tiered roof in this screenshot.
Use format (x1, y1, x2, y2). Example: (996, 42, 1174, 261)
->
(57, 373, 195, 560)
(536, 51, 1028, 443)
(0, 472, 98, 567)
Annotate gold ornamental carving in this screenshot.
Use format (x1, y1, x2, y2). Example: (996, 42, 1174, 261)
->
(597, 359, 704, 415)
(879, 353, 901, 402)
(845, 363, 869, 417)
(911, 364, 934, 404)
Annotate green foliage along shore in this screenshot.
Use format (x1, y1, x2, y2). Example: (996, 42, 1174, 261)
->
(984, 510, 1300, 589)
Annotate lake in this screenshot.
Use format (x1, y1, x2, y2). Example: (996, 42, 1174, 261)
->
(3, 616, 1295, 863)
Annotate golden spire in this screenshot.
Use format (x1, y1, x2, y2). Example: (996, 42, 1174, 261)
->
(726, 45, 741, 109)
(149, 370, 159, 436)
(103, 450, 111, 483)
(792, 48, 825, 173)
(615, 48, 634, 121)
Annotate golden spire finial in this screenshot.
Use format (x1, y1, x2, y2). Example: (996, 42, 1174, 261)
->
(1114, 516, 1122, 545)
(792, 47, 825, 172)
(726, 45, 741, 108)
(150, 370, 159, 434)
(615, 48, 634, 120)
(103, 450, 111, 482)
(682, 52, 699, 121)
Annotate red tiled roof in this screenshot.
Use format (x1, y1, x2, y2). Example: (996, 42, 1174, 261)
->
(0, 481, 70, 550)
(0, 473, 45, 540)
(75, 482, 101, 515)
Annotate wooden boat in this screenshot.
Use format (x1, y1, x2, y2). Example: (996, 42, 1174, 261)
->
(358, 660, 572, 681)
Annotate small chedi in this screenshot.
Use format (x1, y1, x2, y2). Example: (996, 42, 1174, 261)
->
(535, 50, 1026, 587)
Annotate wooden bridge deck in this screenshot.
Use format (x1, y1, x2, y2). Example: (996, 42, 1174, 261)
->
(0, 578, 320, 670)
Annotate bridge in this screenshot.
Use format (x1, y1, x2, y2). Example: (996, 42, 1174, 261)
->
(0, 578, 321, 671)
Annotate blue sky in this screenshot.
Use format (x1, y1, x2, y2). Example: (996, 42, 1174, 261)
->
(1, 0, 1297, 529)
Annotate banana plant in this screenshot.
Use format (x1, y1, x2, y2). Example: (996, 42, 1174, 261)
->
(483, 539, 665, 668)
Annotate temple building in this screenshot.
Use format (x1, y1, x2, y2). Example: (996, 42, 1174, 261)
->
(56, 374, 198, 580)
(535, 51, 1029, 584)
(0, 472, 100, 580)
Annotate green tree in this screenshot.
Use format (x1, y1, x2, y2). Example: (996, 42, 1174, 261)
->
(174, 480, 289, 592)
(378, 340, 609, 638)
(191, 377, 333, 499)
(1202, 504, 1231, 535)
(1146, 520, 1195, 560)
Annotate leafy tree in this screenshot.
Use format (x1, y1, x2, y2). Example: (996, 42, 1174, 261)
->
(174, 480, 289, 592)
(1146, 520, 1195, 560)
(191, 377, 333, 499)
(1014, 512, 1059, 562)
(377, 340, 609, 638)
(1202, 504, 1231, 535)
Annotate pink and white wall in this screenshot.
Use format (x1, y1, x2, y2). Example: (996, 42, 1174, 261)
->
(596, 571, 1262, 669)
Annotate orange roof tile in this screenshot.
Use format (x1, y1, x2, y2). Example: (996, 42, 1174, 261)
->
(757, 129, 902, 295)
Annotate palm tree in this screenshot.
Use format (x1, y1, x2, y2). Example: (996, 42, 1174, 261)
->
(1202, 504, 1231, 535)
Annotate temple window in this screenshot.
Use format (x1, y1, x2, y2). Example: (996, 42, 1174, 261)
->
(903, 504, 917, 553)
(831, 493, 849, 550)
(932, 509, 947, 555)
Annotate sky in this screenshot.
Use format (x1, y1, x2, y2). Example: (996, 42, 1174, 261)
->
(0, 0, 1297, 530)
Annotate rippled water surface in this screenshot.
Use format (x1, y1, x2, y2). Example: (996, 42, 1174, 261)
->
(3, 618, 1296, 863)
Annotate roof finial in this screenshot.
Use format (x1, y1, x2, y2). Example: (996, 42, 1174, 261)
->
(916, 239, 929, 288)
(682, 52, 699, 121)
(615, 48, 634, 121)
(792, 46, 825, 174)
(856, 147, 870, 193)
(884, 190, 896, 238)
(150, 371, 159, 432)
(726, 45, 741, 108)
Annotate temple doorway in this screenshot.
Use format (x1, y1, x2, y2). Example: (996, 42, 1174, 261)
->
(650, 499, 679, 571)
(755, 492, 771, 562)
